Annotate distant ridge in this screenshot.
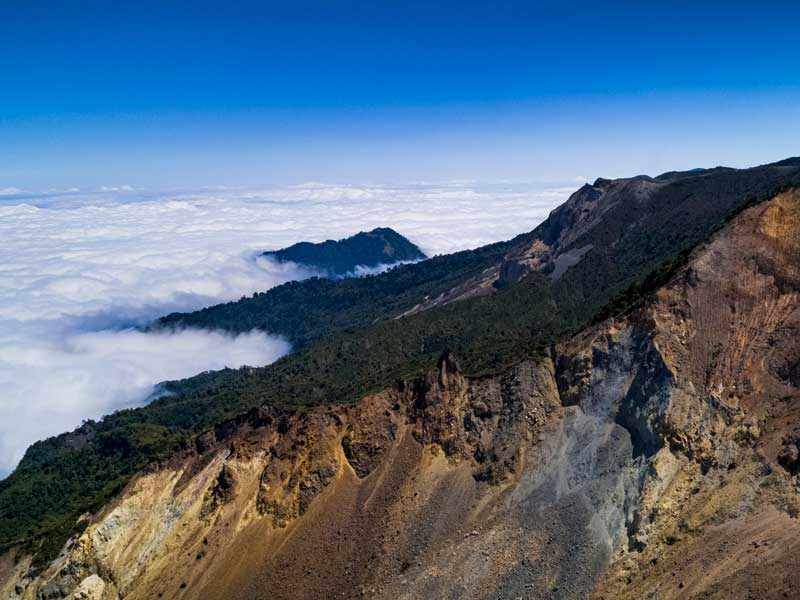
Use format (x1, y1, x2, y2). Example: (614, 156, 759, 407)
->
(766, 156, 800, 167)
(263, 227, 426, 278)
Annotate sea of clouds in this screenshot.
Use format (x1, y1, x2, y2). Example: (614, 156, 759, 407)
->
(0, 181, 572, 477)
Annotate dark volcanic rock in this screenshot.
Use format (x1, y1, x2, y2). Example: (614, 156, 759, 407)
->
(778, 434, 800, 474)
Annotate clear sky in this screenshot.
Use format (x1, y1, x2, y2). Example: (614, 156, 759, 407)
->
(2, 0, 799, 188)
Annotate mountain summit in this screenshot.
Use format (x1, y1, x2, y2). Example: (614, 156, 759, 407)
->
(263, 227, 426, 278)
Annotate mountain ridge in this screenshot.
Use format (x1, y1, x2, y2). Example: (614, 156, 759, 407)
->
(2, 159, 800, 597)
(4, 185, 799, 599)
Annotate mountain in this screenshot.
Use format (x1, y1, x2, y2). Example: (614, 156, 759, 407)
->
(1, 159, 800, 599)
(156, 239, 507, 348)
(262, 227, 426, 278)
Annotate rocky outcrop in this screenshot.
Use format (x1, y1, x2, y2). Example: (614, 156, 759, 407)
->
(3, 191, 799, 600)
(496, 175, 663, 288)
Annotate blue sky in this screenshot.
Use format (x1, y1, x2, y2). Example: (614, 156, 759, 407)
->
(1, 0, 799, 188)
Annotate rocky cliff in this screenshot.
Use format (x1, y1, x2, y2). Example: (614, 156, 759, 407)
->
(3, 190, 798, 599)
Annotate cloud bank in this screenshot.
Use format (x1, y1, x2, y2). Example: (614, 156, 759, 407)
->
(0, 181, 570, 476)
(0, 326, 289, 476)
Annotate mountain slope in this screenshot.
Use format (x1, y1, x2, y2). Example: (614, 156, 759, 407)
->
(158, 159, 800, 345)
(262, 227, 426, 278)
(156, 239, 508, 348)
(4, 186, 799, 600)
(2, 159, 800, 588)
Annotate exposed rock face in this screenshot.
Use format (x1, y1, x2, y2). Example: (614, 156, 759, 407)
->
(496, 175, 663, 288)
(593, 189, 800, 600)
(0, 355, 563, 600)
(2, 191, 799, 600)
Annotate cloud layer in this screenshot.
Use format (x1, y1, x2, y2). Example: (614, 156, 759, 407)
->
(0, 326, 289, 475)
(0, 181, 570, 476)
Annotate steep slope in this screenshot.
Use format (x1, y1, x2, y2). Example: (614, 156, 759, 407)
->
(4, 188, 798, 600)
(262, 227, 426, 278)
(2, 158, 799, 583)
(592, 188, 800, 600)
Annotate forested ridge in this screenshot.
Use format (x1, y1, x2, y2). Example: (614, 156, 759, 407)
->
(3, 159, 799, 569)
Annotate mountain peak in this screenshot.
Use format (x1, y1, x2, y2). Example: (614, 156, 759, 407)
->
(262, 227, 426, 278)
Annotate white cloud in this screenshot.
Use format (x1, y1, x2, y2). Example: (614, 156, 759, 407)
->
(0, 188, 24, 196)
(100, 185, 135, 192)
(0, 181, 570, 476)
(0, 325, 288, 475)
